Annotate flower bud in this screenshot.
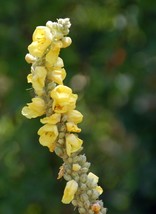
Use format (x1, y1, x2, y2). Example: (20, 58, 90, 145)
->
(25, 53, 36, 63)
(78, 207, 86, 214)
(72, 163, 81, 171)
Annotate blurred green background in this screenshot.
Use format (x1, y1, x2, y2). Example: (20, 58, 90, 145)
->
(0, 0, 156, 213)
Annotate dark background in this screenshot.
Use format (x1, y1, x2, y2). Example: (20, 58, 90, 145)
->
(0, 0, 156, 213)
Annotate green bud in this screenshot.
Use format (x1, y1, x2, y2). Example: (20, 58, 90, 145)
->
(67, 157, 73, 163)
(55, 147, 63, 157)
(84, 200, 90, 209)
(80, 174, 87, 183)
(87, 190, 92, 196)
(91, 189, 99, 200)
(84, 162, 91, 168)
(81, 167, 89, 173)
(72, 156, 80, 163)
(63, 174, 72, 181)
(74, 176, 79, 182)
(78, 207, 86, 214)
(88, 210, 94, 214)
(58, 138, 64, 145)
(80, 193, 88, 202)
(80, 155, 86, 163)
(72, 200, 77, 206)
(59, 132, 65, 139)
(66, 168, 71, 174)
(80, 183, 86, 190)
(77, 201, 83, 207)
(102, 208, 107, 214)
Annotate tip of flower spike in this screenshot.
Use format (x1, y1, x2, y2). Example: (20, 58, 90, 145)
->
(46, 18, 71, 38)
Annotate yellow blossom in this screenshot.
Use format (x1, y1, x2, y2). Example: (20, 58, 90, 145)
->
(65, 133, 83, 156)
(66, 122, 81, 133)
(66, 110, 83, 124)
(88, 172, 99, 183)
(45, 47, 60, 68)
(28, 26, 52, 57)
(88, 172, 103, 195)
(47, 68, 66, 85)
(51, 85, 77, 113)
(40, 113, 61, 124)
(30, 66, 47, 96)
(22, 97, 45, 119)
(62, 180, 78, 204)
(38, 124, 58, 152)
(96, 186, 103, 195)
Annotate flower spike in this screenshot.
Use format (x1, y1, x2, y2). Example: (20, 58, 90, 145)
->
(22, 18, 107, 214)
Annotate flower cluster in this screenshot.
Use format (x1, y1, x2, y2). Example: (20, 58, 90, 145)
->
(22, 18, 107, 214)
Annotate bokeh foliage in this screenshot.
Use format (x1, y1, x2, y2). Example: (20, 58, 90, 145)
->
(0, 0, 156, 213)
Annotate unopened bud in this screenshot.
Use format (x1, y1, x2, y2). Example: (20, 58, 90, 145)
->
(25, 53, 36, 63)
(72, 163, 81, 171)
(62, 37, 72, 48)
(78, 207, 86, 214)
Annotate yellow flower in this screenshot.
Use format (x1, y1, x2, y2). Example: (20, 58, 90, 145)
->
(50, 85, 77, 113)
(62, 180, 78, 204)
(65, 133, 83, 156)
(29, 66, 47, 96)
(88, 172, 103, 195)
(66, 110, 83, 124)
(96, 186, 103, 195)
(28, 26, 52, 57)
(37, 124, 58, 152)
(45, 47, 60, 68)
(66, 122, 81, 133)
(88, 172, 99, 183)
(22, 97, 45, 119)
(47, 68, 66, 85)
(40, 113, 61, 124)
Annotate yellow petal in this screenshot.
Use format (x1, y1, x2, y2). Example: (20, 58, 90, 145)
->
(72, 164, 81, 171)
(96, 186, 103, 195)
(31, 66, 47, 96)
(65, 134, 83, 156)
(40, 113, 61, 124)
(88, 172, 99, 184)
(51, 85, 72, 101)
(38, 124, 58, 152)
(66, 122, 81, 133)
(62, 180, 78, 204)
(21, 97, 45, 119)
(47, 68, 66, 85)
(27, 73, 32, 83)
(66, 110, 83, 124)
(45, 48, 60, 67)
(51, 85, 77, 113)
(28, 26, 52, 57)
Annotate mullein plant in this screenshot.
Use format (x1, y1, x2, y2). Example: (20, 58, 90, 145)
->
(22, 18, 107, 214)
